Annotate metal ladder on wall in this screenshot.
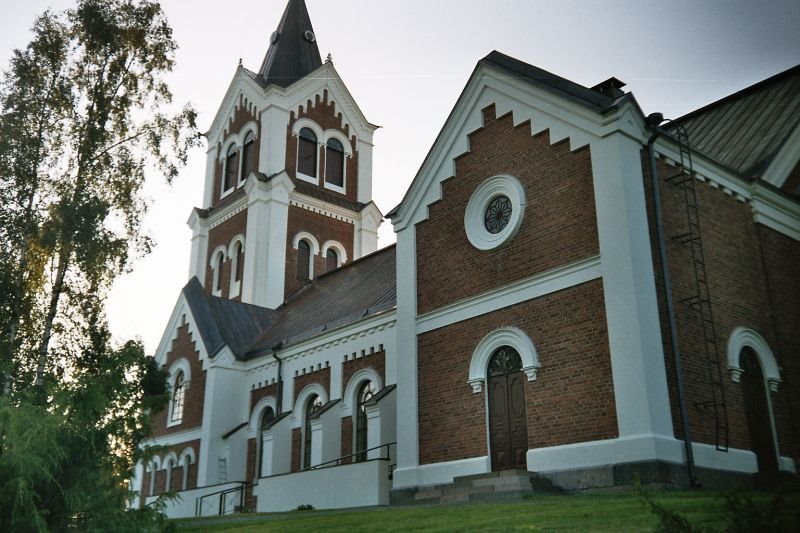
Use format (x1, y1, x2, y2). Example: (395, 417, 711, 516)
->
(663, 125, 729, 452)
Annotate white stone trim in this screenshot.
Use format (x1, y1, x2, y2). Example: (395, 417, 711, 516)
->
(726, 327, 781, 389)
(292, 384, 328, 429)
(220, 141, 239, 199)
(751, 183, 800, 242)
(321, 240, 347, 266)
(323, 129, 353, 156)
(289, 194, 356, 224)
(249, 396, 278, 435)
(143, 428, 203, 449)
(179, 447, 195, 490)
(527, 434, 759, 475)
(464, 174, 526, 250)
(393, 456, 490, 489)
(292, 231, 320, 256)
(417, 255, 601, 334)
(760, 121, 800, 188)
(237, 126, 259, 187)
(322, 130, 351, 195)
(467, 327, 539, 393)
(341, 368, 383, 417)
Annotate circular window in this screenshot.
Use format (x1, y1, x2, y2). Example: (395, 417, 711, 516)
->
(464, 175, 525, 250)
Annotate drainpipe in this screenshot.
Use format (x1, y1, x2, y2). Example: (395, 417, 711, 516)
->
(271, 341, 284, 414)
(646, 112, 698, 488)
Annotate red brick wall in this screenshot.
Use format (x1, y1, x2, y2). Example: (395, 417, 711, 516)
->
(416, 104, 599, 315)
(285, 89, 359, 203)
(250, 383, 278, 413)
(291, 428, 301, 473)
(284, 205, 354, 299)
(153, 324, 205, 437)
(205, 208, 248, 297)
(644, 155, 799, 461)
(342, 351, 385, 391)
(340, 415, 353, 465)
(417, 280, 616, 465)
(292, 367, 331, 405)
(212, 96, 261, 207)
(142, 439, 201, 497)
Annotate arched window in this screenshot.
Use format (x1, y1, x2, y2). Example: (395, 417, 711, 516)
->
(216, 252, 224, 292)
(297, 239, 311, 281)
(303, 394, 323, 469)
(224, 143, 238, 192)
(260, 406, 275, 431)
(241, 131, 255, 182)
(147, 462, 157, 497)
(326, 248, 338, 272)
(171, 372, 185, 423)
(298, 127, 317, 177)
(355, 381, 376, 462)
(325, 138, 344, 187)
(234, 241, 244, 283)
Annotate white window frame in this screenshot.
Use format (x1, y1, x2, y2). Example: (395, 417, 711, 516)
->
(467, 327, 540, 393)
(227, 234, 246, 298)
(220, 142, 239, 199)
(178, 447, 196, 491)
(238, 126, 259, 186)
(292, 232, 320, 281)
(292, 119, 324, 185)
(321, 240, 347, 269)
(293, 384, 328, 469)
(209, 245, 228, 297)
(166, 358, 191, 428)
(322, 129, 352, 195)
(464, 174, 526, 251)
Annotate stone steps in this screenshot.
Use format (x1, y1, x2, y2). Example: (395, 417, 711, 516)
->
(393, 470, 562, 506)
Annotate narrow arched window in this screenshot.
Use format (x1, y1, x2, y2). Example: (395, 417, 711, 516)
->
(216, 252, 224, 292)
(181, 454, 192, 491)
(325, 138, 344, 187)
(303, 395, 322, 469)
(260, 406, 275, 431)
(234, 241, 244, 283)
(298, 127, 317, 177)
(224, 144, 238, 192)
(355, 381, 376, 462)
(326, 248, 338, 272)
(297, 239, 311, 281)
(171, 372, 185, 423)
(241, 131, 255, 182)
(148, 463, 156, 497)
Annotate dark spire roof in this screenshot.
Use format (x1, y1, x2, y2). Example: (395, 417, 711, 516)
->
(257, 0, 323, 88)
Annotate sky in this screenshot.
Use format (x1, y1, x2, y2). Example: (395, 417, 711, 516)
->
(2, 0, 799, 354)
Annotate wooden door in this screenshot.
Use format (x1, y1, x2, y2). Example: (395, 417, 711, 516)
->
(740, 349, 778, 472)
(488, 347, 529, 471)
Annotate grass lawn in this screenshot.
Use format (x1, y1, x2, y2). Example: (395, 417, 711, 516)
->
(173, 489, 799, 532)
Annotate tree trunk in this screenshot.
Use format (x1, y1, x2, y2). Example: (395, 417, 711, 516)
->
(33, 243, 69, 388)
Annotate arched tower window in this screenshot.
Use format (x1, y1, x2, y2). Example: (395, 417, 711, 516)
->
(234, 241, 244, 283)
(355, 380, 376, 462)
(325, 138, 344, 187)
(224, 143, 238, 192)
(241, 131, 255, 182)
(298, 127, 317, 177)
(216, 252, 224, 292)
(303, 394, 322, 469)
(171, 371, 186, 423)
(326, 248, 338, 272)
(297, 239, 311, 281)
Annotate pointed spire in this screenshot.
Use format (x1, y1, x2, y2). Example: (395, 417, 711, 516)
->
(258, 0, 323, 88)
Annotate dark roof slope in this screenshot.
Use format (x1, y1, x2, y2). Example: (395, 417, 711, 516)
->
(671, 65, 800, 179)
(480, 51, 619, 113)
(178, 246, 397, 361)
(257, 0, 322, 88)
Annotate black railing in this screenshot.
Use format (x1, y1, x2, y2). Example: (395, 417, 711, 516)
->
(301, 442, 396, 472)
(195, 481, 251, 517)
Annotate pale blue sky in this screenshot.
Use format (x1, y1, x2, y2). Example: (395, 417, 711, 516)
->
(2, 0, 799, 353)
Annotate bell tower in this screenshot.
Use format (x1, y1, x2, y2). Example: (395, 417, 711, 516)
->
(186, 0, 382, 310)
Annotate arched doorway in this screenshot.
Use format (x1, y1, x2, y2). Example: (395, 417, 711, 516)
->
(739, 348, 778, 473)
(487, 346, 528, 471)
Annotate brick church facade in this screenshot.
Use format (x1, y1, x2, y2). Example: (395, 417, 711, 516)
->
(131, 0, 800, 516)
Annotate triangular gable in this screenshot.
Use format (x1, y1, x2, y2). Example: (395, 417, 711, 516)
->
(153, 278, 215, 368)
(387, 51, 646, 230)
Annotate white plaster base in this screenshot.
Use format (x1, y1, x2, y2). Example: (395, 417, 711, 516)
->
(392, 456, 489, 489)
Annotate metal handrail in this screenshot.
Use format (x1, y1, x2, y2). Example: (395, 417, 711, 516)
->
(302, 442, 396, 471)
(195, 481, 250, 517)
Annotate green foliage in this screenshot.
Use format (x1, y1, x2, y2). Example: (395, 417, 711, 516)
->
(0, 0, 197, 530)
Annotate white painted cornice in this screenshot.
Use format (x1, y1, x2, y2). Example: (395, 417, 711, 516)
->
(761, 124, 800, 188)
(751, 183, 800, 241)
(142, 427, 203, 448)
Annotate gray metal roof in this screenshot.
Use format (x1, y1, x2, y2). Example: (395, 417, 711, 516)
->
(179, 245, 397, 361)
(672, 65, 800, 180)
(256, 0, 322, 88)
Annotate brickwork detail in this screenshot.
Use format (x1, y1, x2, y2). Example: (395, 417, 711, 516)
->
(153, 323, 205, 437)
(285, 89, 359, 202)
(417, 280, 616, 465)
(141, 439, 201, 499)
(340, 416, 353, 465)
(205, 208, 248, 298)
(291, 427, 301, 472)
(416, 104, 599, 315)
(292, 366, 331, 405)
(284, 205, 354, 299)
(645, 154, 799, 461)
(250, 383, 278, 413)
(342, 350, 385, 390)
(212, 95, 261, 206)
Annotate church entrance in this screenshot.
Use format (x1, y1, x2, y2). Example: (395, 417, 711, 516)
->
(487, 346, 529, 471)
(740, 348, 778, 473)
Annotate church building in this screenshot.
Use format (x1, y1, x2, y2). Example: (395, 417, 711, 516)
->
(132, 0, 800, 517)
